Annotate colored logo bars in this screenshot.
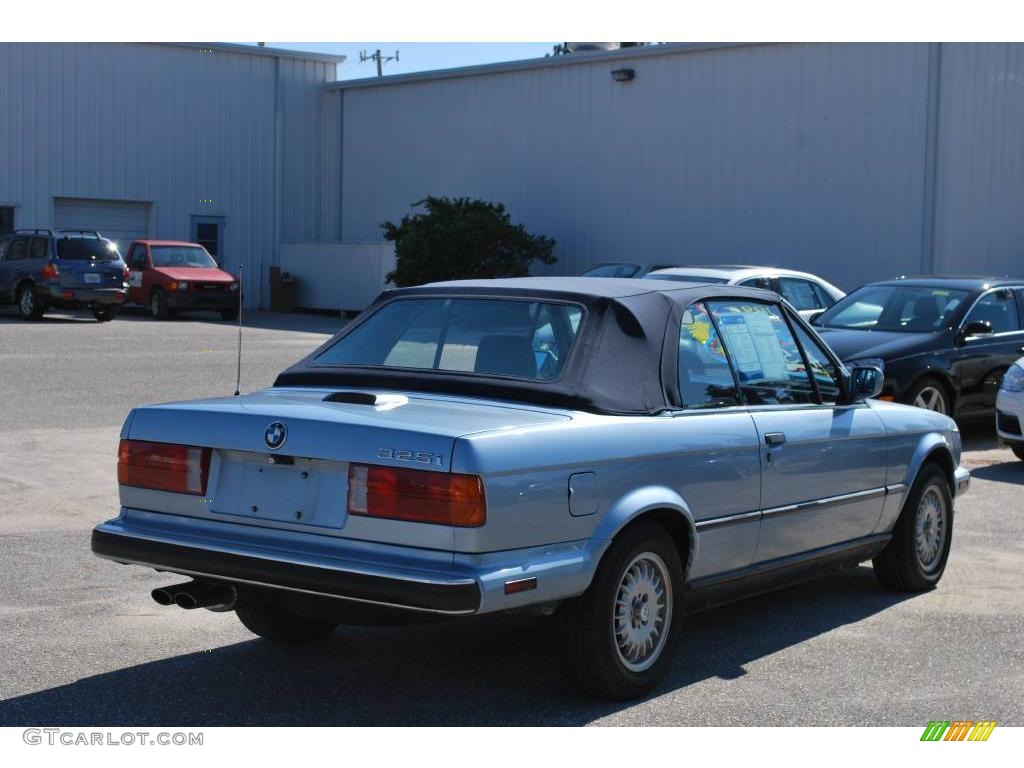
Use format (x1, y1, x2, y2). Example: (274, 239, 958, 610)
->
(921, 721, 997, 741)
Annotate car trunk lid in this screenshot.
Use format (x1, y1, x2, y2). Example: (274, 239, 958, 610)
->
(120, 387, 570, 546)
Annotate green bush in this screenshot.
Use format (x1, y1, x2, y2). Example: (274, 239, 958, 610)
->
(382, 196, 556, 287)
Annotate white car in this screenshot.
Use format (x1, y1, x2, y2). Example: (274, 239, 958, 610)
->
(644, 265, 845, 319)
(996, 356, 1024, 461)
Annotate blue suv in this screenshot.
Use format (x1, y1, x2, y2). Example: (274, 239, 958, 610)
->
(0, 229, 128, 321)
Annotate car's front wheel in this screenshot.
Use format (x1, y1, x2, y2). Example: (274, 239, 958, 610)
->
(1012, 445, 1024, 462)
(150, 288, 170, 319)
(236, 601, 337, 643)
(557, 520, 683, 700)
(873, 462, 953, 591)
(906, 376, 952, 416)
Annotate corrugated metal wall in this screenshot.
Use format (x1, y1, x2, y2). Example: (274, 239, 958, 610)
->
(932, 43, 1024, 277)
(0, 43, 337, 307)
(337, 42, 1024, 290)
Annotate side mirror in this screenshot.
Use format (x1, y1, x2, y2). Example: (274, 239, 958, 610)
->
(848, 365, 884, 400)
(957, 320, 993, 345)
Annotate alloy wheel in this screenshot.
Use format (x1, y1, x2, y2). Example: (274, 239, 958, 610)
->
(612, 552, 672, 672)
(914, 486, 947, 573)
(913, 386, 948, 414)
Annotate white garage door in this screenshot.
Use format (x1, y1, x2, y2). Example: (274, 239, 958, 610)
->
(54, 198, 150, 253)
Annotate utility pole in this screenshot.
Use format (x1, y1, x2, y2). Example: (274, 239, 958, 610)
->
(359, 49, 399, 77)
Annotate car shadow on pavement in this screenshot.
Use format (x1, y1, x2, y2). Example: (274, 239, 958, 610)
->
(0, 566, 915, 726)
(968, 460, 1023, 485)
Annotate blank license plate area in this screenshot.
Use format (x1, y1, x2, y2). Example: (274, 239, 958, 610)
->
(84, 273, 101, 283)
(210, 450, 347, 529)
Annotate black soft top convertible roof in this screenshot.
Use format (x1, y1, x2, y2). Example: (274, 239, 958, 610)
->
(274, 277, 782, 415)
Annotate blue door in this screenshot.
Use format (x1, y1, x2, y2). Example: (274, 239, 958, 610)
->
(706, 299, 889, 562)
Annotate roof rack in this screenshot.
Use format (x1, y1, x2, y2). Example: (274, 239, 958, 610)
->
(59, 229, 103, 239)
(14, 228, 55, 236)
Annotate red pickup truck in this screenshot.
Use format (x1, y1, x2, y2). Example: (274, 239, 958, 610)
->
(125, 240, 239, 320)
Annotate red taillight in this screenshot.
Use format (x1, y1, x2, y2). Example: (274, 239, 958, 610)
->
(347, 463, 486, 527)
(118, 439, 211, 495)
(123, 265, 130, 280)
(40, 262, 59, 279)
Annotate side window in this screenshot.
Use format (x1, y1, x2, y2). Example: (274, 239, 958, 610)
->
(706, 300, 816, 405)
(129, 245, 148, 268)
(963, 290, 1021, 335)
(29, 237, 49, 260)
(678, 302, 741, 409)
(792, 323, 842, 403)
(8, 237, 28, 261)
(738, 276, 773, 291)
(811, 282, 836, 308)
(778, 277, 826, 311)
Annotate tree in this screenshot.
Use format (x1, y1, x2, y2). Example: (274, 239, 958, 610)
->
(382, 196, 556, 287)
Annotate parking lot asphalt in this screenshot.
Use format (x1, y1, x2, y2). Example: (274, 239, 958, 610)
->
(0, 306, 1021, 726)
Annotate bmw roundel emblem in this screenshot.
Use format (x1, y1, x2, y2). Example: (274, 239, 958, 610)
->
(264, 421, 287, 450)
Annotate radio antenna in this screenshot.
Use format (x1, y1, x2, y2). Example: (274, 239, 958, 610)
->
(234, 262, 243, 396)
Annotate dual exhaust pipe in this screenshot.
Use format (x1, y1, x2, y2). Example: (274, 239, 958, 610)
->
(151, 579, 236, 611)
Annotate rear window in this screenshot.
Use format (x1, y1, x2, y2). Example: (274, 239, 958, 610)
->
(315, 298, 584, 381)
(581, 263, 641, 278)
(645, 273, 729, 284)
(56, 238, 120, 261)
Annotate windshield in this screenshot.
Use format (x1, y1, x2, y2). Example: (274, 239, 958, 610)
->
(315, 298, 584, 381)
(581, 263, 641, 278)
(150, 245, 218, 268)
(645, 273, 729, 284)
(816, 284, 969, 332)
(56, 238, 121, 261)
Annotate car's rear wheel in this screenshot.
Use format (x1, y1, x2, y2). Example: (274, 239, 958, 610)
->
(92, 305, 118, 322)
(150, 288, 170, 319)
(220, 307, 239, 321)
(873, 463, 953, 591)
(906, 377, 952, 416)
(1012, 445, 1024, 462)
(17, 284, 44, 320)
(557, 520, 683, 700)
(235, 601, 337, 643)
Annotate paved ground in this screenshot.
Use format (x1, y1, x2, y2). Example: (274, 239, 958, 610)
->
(0, 306, 1021, 726)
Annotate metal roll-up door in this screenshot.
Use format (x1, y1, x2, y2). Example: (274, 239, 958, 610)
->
(54, 198, 150, 253)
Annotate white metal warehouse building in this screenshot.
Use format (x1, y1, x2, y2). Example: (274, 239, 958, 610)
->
(2, 42, 1023, 309)
(0, 42, 342, 307)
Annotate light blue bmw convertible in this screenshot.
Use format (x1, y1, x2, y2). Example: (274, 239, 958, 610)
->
(92, 277, 969, 700)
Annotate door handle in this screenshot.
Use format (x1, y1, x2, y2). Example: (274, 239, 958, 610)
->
(765, 432, 787, 446)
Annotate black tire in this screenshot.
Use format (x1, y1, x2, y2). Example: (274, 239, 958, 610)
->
(92, 305, 118, 322)
(873, 463, 954, 591)
(220, 307, 239, 321)
(235, 601, 337, 643)
(557, 520, 684, 700)
(150, 288, 169, 319)
(17, 284, 44, 320)
(904, 376, 953, 416)
(1012, 445, 1024, 462)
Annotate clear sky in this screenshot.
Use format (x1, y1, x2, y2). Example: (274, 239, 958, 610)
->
(258, 42, 557, 79)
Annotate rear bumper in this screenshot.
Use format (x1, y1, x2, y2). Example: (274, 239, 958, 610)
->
(93, 527, 481, 614)
(91, 509, 597, 615)
(46, 286, 126, 306)
(166, 290, 237, 310)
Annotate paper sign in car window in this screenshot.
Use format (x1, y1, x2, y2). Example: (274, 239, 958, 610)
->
(717, 308, 789, 381)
